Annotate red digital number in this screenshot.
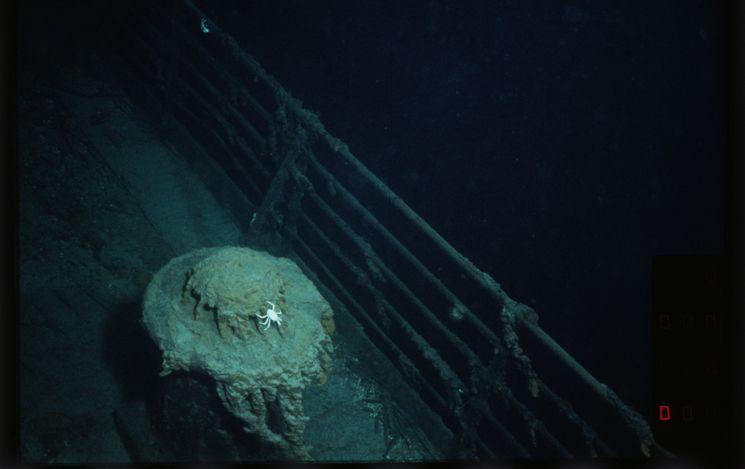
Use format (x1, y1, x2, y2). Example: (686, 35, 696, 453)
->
(659, 405, 671, 421)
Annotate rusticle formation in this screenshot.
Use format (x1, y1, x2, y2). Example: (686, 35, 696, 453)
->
(142, 246, 335, 459)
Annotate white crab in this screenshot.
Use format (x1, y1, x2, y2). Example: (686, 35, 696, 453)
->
(257, 300, 283, 331)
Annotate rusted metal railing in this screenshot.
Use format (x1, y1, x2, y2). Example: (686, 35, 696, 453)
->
(103, 0, 672, 459)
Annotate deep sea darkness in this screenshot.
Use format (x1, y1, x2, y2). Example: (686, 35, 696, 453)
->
(199, 0, 726, 415)
(14, 0, 730, 461)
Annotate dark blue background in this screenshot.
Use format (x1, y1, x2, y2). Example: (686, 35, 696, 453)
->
(203, 0, 725, 414)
